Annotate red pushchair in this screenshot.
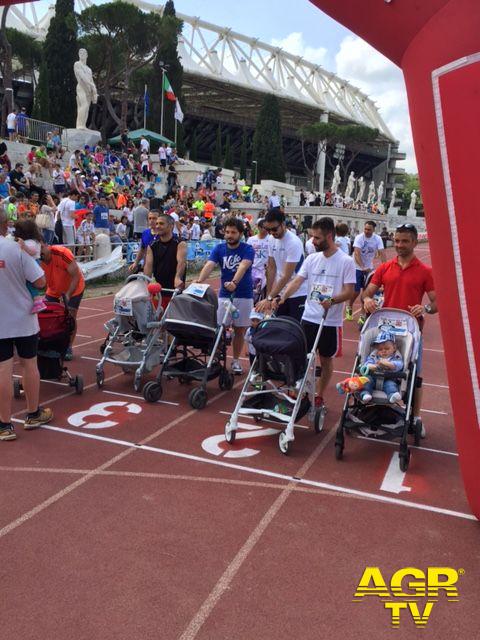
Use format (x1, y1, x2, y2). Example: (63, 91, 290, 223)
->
(13, 300, 84, 398)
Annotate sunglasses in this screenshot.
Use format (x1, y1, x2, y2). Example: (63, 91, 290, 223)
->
(396, 223, 417, 234)
(264, 224, 282, 233)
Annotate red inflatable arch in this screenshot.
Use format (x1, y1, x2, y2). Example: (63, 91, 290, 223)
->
(311, 0, 480, 518)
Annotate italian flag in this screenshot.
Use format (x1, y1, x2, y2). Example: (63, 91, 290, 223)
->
(163, 74, 176, 102)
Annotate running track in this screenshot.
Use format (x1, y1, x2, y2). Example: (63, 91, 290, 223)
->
(2, 244, 478, 639)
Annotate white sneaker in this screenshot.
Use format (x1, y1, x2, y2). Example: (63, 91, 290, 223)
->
(361, 392, 372, 404)
(231, 360, 243, 375)
(389, 392, 402, 404)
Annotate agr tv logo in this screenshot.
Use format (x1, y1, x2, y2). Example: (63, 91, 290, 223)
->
(353, 567, 463, 627)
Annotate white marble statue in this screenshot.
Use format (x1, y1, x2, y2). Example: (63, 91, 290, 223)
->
(367, 180, 376, 204)
(409, 190, 417, 211)
(331, 164, 341, 194)
(389, 187, 397, 209)
(356, 176, 365, 202)
(345, 171, 355, 199)
(376, 180, 384, 204)
(74, 48, 98, 130)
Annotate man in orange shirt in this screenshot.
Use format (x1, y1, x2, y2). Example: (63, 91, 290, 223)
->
(40, 244, 85, 360)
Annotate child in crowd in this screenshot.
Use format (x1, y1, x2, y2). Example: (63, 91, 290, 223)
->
(13, 219, 46, 314)
(245, 309, 265, 366)
(76, 211, 95, 256)
(359, 331, 403, 404)
(334, 223, 351, 254)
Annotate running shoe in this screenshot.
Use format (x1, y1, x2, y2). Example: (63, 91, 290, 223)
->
(345, 307, 353, 321)
(360, 392, 373, 404)
(389, 392, 402, 404)
(0, 424, 17, 441)
(357, 315, 366, 328)
(231, 360, 243, 375)
(24, 407, 53, 430)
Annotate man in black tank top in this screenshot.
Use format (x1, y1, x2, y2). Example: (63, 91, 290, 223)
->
(144, 214, 187, 303)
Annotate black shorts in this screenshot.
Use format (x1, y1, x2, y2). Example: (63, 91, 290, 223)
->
(160, 159, 167, 167)
(276, 296, 306, 323)
(45, 290, 84, 311)
(301, 321, 342, 358)
(0, 333, 38, 362)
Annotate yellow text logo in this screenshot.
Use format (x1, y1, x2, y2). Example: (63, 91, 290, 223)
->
(353, 567, 463, 627)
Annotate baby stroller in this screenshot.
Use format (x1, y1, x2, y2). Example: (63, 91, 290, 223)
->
(142, 284, 235, 409)
(13, 299, 84, 398)
(96, 274, 172, 392)
(225, 315, 327, 455)
(335, 308, 422, 471)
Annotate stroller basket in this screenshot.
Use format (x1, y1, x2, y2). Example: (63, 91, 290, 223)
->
(252, 317, 307, 386)
(243, 392, 311, 423)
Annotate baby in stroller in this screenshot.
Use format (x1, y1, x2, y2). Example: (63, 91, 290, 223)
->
(359, 330, 403, 404)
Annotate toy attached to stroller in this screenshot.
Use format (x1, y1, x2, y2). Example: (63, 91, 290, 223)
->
(335, 308, 423, 470)
(13, 299, 84, 398)
(96, 274, 173, 391)
(142, 284, 235, 409)
(225, 315, 327, 455)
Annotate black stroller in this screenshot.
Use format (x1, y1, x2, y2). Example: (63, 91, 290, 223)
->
(142, 285, 235, 409)
(13, 300, 84, 398)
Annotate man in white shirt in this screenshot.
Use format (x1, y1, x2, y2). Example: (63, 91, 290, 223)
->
(345, 220, 386, 325)
(275, 217, 356, 409)
(268, 190, 281, 209)
(140, 135, 149, 153)
(158, 144, 167, 172)
(256, 209, 307, 322)
(190, 217, 201, 241)
(0, 209, 53, 440)
(6, 110, 17, 141)
(247, 218, 269, 295)
(58, 192, 79, 246)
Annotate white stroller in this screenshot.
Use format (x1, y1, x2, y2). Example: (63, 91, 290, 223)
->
(225, 315, 328, 455)
(96, 274, 174, 391)
(335, 308, 423, 471)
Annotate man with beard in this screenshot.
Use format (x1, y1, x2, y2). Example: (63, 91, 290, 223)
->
(195, 217, 254, 375)
(274, 217, 355, 409)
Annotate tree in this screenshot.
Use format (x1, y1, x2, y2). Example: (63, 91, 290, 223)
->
(148, 0, 185, 153)
(397, 173, 423, 215)
(0, 7, 14, 136)
(212, 124, 222, 166)
(299, 122, 381, 190)
(189, 127, 198, 162)
(6, 27, 42, 88)
(78, 1, 162, 132)
(43, 0, 78, 126)
(32, 59, 50, 121)
(252, 94, 285, 182)
(223, 133, 233, 169)
(239, 128, 248, 180)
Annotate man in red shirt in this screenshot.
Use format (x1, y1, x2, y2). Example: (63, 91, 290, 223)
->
(362, 223, 437, 435)
(40, 244, 85, 360)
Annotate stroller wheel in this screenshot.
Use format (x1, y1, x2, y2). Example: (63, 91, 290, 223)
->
(96, 369, 105, 389)
(99, 341, 107, 355)
(413, 418, 422, 447)
(219, 370, 234, 391)
(189, 387, 208, 410)
(314, 407, 326, 433)
(225, 422, 236, 444)
(278, 431, 290, 455)
(143, 381, 163, 403)
(74, 375, 84, 395)
(334, 442, 344, 460)
(13, 378, 23, 399)
(399, 447, 410, 472)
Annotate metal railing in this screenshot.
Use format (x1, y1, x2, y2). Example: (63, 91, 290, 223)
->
(15, 116, 67, 148)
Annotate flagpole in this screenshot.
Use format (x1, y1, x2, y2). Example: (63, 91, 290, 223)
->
(143, 83, 147, 129)
(160, 68, 165, 137)
(175, 116, 177, 146)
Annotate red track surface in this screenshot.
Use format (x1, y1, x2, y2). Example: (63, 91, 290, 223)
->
(2, 244, 478, 639)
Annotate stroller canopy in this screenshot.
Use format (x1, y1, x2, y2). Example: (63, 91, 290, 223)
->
(253, 317, 308, 384)
(164, 287, 219, 339)
(114, 279, 150, 304)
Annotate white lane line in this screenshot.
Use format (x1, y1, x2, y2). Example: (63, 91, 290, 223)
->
(421, 409, 448, 415)
(101, 389, 180, 406)
(81, 356, 101, 362)
(76, 334, 92, 338)
(355, 435, 458, 457)
(75, 337, 105, 348)
(78, 306, 106, 311)
(77, 310, 112, 321)
(218, 411, 310, 430)
(12, 374, 68, 387)
(29, 422, 475, 521)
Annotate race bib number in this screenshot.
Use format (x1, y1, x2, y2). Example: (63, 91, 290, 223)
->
(379, 318, 408, 336)
(114, 298, 133, 316)
(310, 283, 334, 303)
(184, 283, 209, 298)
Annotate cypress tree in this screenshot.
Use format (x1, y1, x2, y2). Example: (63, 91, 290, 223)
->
(32, 59, 50, 122)
(190, 127, 198, 162)
(43, 0, 78, 126)
(223, 133, 233, 169)
(252, 94, 285, 182)
(239, 128, 248, 180)
(212, 123, 222, 166)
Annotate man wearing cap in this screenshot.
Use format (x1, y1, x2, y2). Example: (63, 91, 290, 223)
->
(363, 223, 437, 436)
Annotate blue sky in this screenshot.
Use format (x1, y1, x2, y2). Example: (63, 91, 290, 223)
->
(18, 0, 416, 171)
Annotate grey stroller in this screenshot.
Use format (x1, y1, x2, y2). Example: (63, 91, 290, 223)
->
(335, 308, 423, 470)
(96, 274, 172, 391)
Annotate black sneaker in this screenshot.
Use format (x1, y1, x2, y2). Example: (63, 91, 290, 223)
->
(0, 424, 17, 441)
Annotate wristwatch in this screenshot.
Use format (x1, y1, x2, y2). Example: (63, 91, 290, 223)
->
(267, 295, 274, 302)
(424, 304, 433, 314)
(329, 297, 336, 306)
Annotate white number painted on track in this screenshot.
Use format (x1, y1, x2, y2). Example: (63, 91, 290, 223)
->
(380, 452, 412, 494)
(202, 422, 280, 458)
(68, 401, 142, 429)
